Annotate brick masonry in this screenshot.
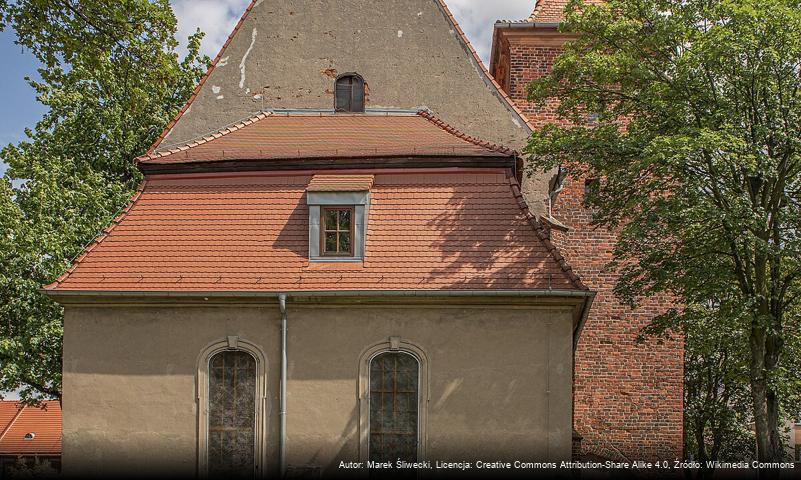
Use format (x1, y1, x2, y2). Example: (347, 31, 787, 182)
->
(491, 31, 684, 461)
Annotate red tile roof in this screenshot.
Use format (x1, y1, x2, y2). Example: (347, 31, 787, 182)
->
(0, 401, 61, 455)
(528, 0, 604, 23)
(529, 0, 569, 22)
(45, 170, 585, 292)
(138, 111, 514, 166)
(307, 175, 375, 192)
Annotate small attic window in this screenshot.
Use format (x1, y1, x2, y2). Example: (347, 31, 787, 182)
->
(335, 74, 365, 113)
(24, 432, 35, 440)
(321, 207, 354, 256)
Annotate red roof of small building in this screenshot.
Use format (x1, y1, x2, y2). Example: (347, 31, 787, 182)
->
(0, 401, 61, 455)
(45, 170, 584, 292)
(139, 111, 514, 166)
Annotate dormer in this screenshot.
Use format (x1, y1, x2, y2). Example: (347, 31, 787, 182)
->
(306, 175, 374, 261)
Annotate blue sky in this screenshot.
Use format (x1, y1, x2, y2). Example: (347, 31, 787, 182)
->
(0, 0, 533, 178)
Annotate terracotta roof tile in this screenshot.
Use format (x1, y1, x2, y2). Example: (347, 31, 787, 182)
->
(138, 112, 514, 165)
(307, 175, 375, 192)
(0, 401, 61, 455)
(527, 0, 604, 23)
(45, 171, 585, 292)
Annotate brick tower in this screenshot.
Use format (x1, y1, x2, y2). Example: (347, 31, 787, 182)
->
(490, 1, 684, 461)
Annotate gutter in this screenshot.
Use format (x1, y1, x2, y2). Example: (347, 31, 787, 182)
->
(42, 288, 593, 299)
(493, 21, 561, 29)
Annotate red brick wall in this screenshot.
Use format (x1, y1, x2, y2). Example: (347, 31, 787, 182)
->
(494, 33, 684, 461)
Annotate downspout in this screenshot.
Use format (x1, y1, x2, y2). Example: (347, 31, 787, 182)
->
(279, 293, 288, 477)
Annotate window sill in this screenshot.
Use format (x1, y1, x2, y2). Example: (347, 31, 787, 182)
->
(307, 258, 365, 270)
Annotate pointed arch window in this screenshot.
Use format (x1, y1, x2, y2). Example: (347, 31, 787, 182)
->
(335, 74, 365, 113)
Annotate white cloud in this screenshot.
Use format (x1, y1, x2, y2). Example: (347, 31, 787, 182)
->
(170, 0, 534, 65)
(448, 0, 534, 63)
(171, 0, 251, 58)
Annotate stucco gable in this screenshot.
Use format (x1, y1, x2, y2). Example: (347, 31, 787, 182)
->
(151, 0, 532, 154)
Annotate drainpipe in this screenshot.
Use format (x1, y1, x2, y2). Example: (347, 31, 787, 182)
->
(279, 293, 288, 477)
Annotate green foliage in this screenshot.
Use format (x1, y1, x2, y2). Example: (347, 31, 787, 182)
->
(527, 0, 801, 461)
(0, 0, 209, 402)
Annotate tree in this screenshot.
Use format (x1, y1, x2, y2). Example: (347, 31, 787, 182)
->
(0, 0, 209, 402)
(527, 0, 801, 462)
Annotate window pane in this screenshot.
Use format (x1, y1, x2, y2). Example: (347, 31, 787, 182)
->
(369, 353, 419, 464)
(325, 232, 337, 253)
(324, 209, 338, 231)
(340, 231, 351, 253)
(351, 78, 365, 112)
(208, 351, 256, 478)
(335, 81, 351, 112)
(339, 209, 351, 231)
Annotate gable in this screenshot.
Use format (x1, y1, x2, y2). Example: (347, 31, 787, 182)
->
(152, 0, 531, 154)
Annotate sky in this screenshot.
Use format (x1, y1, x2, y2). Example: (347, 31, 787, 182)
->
(0, 0, 534, 177)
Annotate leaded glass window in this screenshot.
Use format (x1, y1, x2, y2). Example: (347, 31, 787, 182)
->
(208, 351, 257, 478)
(369, 352, 420, 463)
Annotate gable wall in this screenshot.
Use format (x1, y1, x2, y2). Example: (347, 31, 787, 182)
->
(155, 0, 552, 214)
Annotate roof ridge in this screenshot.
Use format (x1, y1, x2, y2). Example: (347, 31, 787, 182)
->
(43, 181, 150, 290)
(417, 111, 515, 155)
(137, 112, 272, 163)
(505, 171, 588, 291)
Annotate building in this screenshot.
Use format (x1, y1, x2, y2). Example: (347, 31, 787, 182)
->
(0, 401, 61, 477)
(43, 0, 683, 477)
(490, 0, 684, 461)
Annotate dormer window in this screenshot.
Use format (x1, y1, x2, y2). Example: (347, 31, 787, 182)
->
(321, 207, 354, 256)
(307, 175, 374, 261)
(335, 74, 365, 113)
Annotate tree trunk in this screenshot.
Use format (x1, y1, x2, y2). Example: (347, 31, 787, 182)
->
(749, 325, 784, 465)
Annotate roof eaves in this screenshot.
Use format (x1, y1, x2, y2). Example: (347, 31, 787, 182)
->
(43, 181, 150, 291)
(505, 171, 588, 291)
(146, 0, 260, 155)
(432, 0, 534, 132)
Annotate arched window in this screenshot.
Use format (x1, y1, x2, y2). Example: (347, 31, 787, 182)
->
(358, 338, 428, 463)
(208, 350, 257, 477)
(335, 74, 365, 112)
(198, 337, 268, 478)
(369, 352, 420, 463)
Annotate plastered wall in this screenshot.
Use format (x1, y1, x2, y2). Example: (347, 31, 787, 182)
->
(61, 300, 575, 476)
